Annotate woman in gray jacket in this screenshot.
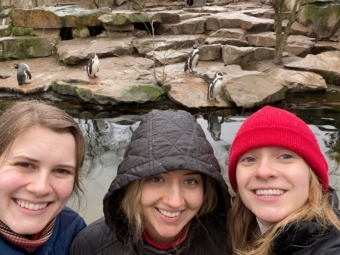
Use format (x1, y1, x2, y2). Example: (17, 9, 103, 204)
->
(70, 109, 231, 255)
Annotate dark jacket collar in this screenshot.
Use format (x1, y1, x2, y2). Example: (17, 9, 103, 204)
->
(273, 188, 340, 255)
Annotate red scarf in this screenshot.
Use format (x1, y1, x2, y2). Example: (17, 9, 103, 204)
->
(143, 228, 187, 250)
(0, 218, 56, 253)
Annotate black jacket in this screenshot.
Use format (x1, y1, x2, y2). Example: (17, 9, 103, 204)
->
(70, 110, 232, 255)
(272, 190, 340, 255)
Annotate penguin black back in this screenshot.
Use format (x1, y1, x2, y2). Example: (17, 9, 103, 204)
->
(86, 52, 99, 78)
(14, 63, 32, 86)
(184, 44, 199, 73)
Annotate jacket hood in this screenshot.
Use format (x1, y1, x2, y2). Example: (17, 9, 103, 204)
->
(103, 109, 231, 241)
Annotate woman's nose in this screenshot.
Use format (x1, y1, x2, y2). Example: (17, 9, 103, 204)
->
(163, 185, 184, 208)
(26, 171, 53, 196)
(254, 159, 278, 180)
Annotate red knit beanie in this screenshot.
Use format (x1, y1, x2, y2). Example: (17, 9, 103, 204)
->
(228, 106, 329, 192)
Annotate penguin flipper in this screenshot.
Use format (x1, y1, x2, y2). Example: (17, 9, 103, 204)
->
(184, 62, 188, 72)
(25, 69, 32, 80)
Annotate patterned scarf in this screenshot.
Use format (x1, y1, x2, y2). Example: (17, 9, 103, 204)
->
(0, 218, 56, 253)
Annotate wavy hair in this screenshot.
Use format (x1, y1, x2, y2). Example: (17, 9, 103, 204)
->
(228, 170, 340, 255)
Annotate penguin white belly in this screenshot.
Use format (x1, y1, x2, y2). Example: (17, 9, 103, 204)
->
(91, 59, 99, 75)
(212, 80, 223, 97)
(191, 54, 199, 70)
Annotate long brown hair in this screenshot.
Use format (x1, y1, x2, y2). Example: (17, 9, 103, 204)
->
(0, 100, 85, 201)
(228, 170, 340, 255)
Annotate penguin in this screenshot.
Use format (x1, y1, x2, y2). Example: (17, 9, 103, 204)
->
(208, 71, 224, 104)
(184, 44, 199, 74)
(13, 63, 31, 85)
(207, 114, 225, 141)
(86, 52, 99, 78)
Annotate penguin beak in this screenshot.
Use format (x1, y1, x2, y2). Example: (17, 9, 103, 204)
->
(222, 72, 227, 75)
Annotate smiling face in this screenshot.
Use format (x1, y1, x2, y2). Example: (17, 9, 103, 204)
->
(0, 126, 76, 235)
(140, 170, 204, 244)
(236, 147, 311, 227)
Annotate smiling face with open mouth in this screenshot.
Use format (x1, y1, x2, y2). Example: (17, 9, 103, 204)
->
(0, 126, 76, 235)
(140, 170, 204, 244)
(236, 147, 311, 227)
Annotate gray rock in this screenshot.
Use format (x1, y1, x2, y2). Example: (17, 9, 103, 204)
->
(57, 38, 135, 65)
(247, 32, 316, 56)
(223, 64, 327, 108)
(0, 36, 58, 61)
(206, 12, 274, 32)
(132, 35, 206, 54)
(284, 51, 340, 85)
(157, 17, 206, 35)
(222, 45, 275, 66)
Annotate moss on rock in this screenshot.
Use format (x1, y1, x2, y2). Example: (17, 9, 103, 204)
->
(298, 4, 340, 39)
(12, 26, 35, 36)
(111, 13, 131, 25)
(4, 23, 13, 36)
(129, 85, 164, 100)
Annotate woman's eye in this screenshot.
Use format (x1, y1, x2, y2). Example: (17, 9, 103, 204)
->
(241, 157, 255, 163)
(150, 176, 163, 182)
(280, 154, 293, 160)
(17, 162, 33, 168)
(54, 169, 70, 175)
(185, 179, 197, 185)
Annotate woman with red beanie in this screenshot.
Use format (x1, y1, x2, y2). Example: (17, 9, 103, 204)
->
(227, 106, 340, 255)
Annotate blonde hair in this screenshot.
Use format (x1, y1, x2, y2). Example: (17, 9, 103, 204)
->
(228, 170, 340, 255)
(121, 173, 218, 243)
(0, 100, 85, 202)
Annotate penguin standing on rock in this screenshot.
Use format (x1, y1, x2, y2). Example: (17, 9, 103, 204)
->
(184, 44, 199, 74)
(208, 71, 225, 104)
(13, 63, 31, 85)
(86, 52, 99, 78)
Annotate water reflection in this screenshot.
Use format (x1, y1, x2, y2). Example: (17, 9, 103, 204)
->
(203, 113, 226, 141)
(69, 111, 340, 224)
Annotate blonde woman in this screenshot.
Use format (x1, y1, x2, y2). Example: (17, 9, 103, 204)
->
(71, 109, 232, 255)
(227, 106, 340, 255)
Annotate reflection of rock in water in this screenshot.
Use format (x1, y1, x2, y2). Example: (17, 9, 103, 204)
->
(207, 114, 225, 141)
(75, 117, 142, 179)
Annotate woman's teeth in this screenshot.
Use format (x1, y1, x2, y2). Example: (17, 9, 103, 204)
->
(15, 199, 48, 210)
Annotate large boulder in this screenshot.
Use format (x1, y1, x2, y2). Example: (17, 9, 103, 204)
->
(8, 6, 106, 29)
(297, 3, 340, 40)
(0, 36, 58, 60)
(157, 17, 206, 35)
(98, 11, 180, 26)
(205, 12, 274, 32)
(222, 45, 275, 67)
(57, 37, 135, 65)
(224, 67, 326, 108)
(132, 35, 206, 55)
(52, 79, 164, 104)
(285, 51, 340, 85)
(246, 32, 316, 56)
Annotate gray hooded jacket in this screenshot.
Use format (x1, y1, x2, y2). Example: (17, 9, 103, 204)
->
(70, 109, 231, 255)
